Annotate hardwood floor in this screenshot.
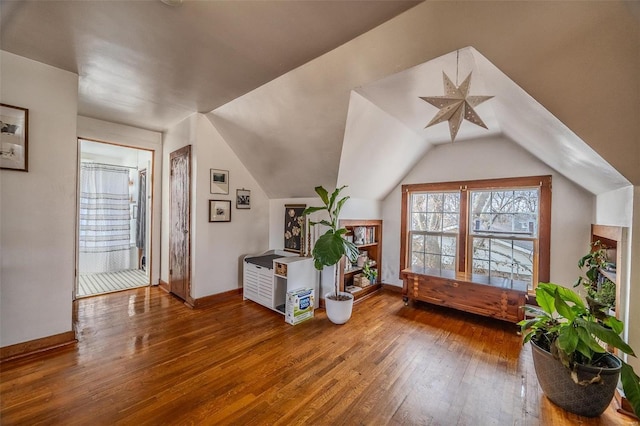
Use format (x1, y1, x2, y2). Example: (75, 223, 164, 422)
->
(1, 287, 637, 425)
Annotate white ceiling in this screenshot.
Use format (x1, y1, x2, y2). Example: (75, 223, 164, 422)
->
(2, 1, 638, 199)
(0, 0, 420, 131)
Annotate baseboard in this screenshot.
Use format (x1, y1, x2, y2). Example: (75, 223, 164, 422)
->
(191, 288, 242, 309)
(158, 279, 170, 293)
(1, 330, 77, 363)
(382, 283, 403, 294)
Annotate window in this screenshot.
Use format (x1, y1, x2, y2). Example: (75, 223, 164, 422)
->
(409, 191, 460, 276)
(401, 176, 551, 292)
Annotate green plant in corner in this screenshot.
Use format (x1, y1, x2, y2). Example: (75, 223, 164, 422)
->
(303, 185, 359, 301)
(519, 282, 640, 416)
(362, 260, 378, 283)
(574, 241, 608, 296)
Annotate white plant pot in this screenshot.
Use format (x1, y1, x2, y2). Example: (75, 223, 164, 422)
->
(324, 291, 354, 324)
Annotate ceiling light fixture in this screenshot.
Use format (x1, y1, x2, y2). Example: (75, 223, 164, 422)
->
(420, 50, 494, 142)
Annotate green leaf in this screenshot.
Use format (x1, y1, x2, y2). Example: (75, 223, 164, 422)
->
(335, 228, 348, 237)
(582, 320, 636, 356)
(327, 186, 347, 213)
(342, 239, 359, 263)
(621, 361, 640, 419)
(574, 339, 594, 361)
(575, 325, 605, 354)
(315, 186, 329, 205)
(554, 289, 576, 321)
(311, 231, 347, 270)
(302, 206, 327, 216)
(557, 325, 578, 354)
(536, 284, 556, 314)
(603, 316, 624, 335)
(520, 305, 552, 320)
(553, 285, 585, 310)
(334, 195, 350, 220)
(308, 219, 332, 228)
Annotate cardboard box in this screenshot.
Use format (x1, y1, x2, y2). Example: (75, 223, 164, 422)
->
(285, 288, 315, 325)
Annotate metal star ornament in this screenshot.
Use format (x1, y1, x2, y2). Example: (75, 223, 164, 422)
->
(420, 71, 493, 142)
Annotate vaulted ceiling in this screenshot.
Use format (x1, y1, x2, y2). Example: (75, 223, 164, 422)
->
(2, 1, 638, 198)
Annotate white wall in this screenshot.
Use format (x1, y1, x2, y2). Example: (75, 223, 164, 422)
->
(596, 186, 633, 227)
(162, 114, 270, 299)
(0, 51, 78, 347)
(77, 116, 162, 285)
(381, 136, 594, 289)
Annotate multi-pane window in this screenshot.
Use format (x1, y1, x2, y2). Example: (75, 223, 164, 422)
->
(409, 192, 459, 275)
(401, 176, 551, 292)
(469, 189, 539, 289)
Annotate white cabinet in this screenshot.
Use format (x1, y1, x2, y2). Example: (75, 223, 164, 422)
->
(243, 262, 274, 308)
(243, 251, 318, 314)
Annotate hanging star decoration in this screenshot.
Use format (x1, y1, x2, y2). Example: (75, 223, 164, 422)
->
(420, 71, 493, 142)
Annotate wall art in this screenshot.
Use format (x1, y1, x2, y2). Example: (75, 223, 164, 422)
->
(0, 103, 29, 171)
(284, 204, 306, 253)
(209, 199, 231, 222)
(236, 188, 250, 209)
(210, 169, 229, 194)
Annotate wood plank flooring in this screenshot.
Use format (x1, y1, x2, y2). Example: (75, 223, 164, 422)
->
(1, 287, 637, 425)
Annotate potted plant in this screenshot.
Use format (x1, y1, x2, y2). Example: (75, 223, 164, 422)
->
(362, 260, 378, 284)
(574, 241, 617, 311)
(303, 185, 359, 324)
(519, 282, 640, 418)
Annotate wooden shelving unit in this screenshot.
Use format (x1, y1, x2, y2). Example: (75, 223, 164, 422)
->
(339, 219, 383, 302)
(590, 224, 626, 317)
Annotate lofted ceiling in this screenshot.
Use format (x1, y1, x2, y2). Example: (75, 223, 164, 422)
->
(0, 0, 421, 131)
(2, 1, 639, 199)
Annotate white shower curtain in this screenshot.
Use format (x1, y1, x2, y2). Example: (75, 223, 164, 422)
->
(79, 163, 132, 273)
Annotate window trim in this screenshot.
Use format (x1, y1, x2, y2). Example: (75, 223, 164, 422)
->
(400, 175, 551, 292)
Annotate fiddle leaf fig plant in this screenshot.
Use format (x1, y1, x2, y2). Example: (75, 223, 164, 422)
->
(519, 282, 640, 416)
(303, 186, 359, 300)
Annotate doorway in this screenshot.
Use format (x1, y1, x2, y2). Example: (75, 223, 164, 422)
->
(76, 139, 153, 298)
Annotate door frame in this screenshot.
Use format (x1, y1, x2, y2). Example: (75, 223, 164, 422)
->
(75, 138, 155, 299)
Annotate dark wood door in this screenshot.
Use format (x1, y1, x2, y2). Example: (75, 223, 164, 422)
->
(169, 145, 191, 301)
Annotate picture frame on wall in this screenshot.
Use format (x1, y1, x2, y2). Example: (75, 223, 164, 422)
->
(0, 103, 29, 172)
(236, 188, 250, 209)
(209, 199, 231, 222)
(210, 169, 229, 194)
(284, 204, 306, 253)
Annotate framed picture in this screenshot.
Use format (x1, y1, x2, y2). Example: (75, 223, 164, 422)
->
(209, 199, 231, 222)
(210, 169, 229, 194)
(1, 103, 29, 172)
(284, 204, 306, 253)
(236, 188, 251, 209)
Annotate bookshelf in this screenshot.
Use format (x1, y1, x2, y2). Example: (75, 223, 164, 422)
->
(339, 219, 383, 302)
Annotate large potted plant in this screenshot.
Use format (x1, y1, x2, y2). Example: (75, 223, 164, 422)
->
(520, 282, 640, 418)
(303, 185, 359, 324)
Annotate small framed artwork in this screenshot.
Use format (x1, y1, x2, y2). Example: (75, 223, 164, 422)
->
(284, 204, 306, 253)
(1, 103, 29, 172)
(210, 169, 229, 194)
(209, 199, 231, 222)
(236, 188, 251, 209)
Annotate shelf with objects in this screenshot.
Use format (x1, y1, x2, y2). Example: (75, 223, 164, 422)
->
(243, 250, 318, 316)
(589, 224, 627, 319)
(590, 224, 635, 419)
(338, 219, 383, 302)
